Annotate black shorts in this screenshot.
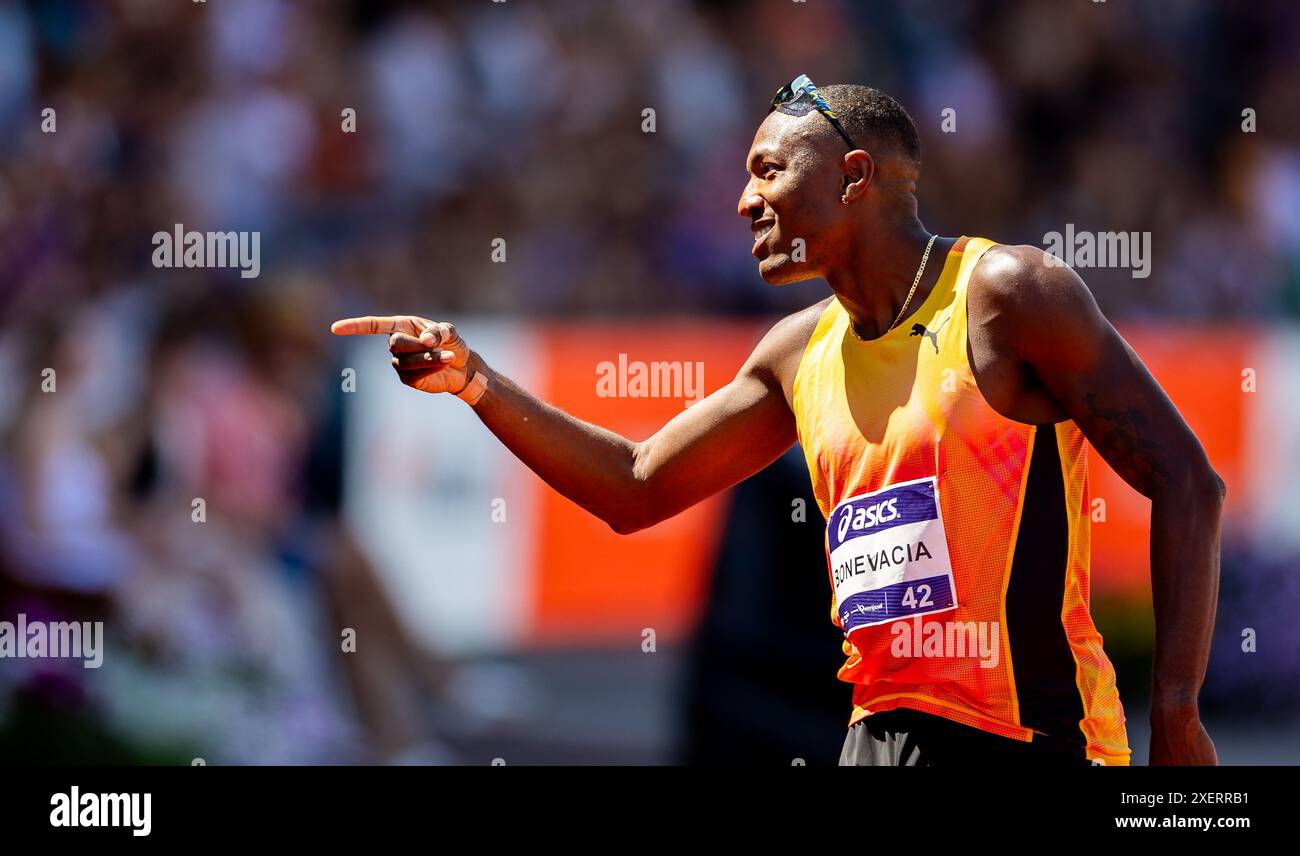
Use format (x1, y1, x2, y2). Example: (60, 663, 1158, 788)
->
(839, 708, 1096, 766)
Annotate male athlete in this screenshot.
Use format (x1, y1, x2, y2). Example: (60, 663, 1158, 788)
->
(333, 76, 1223, 766)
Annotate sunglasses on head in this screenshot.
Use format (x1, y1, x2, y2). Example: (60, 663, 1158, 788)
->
(769, 74, 857, 151)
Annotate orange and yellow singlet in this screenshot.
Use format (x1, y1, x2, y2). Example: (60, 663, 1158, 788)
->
(792, 236, 1130, 765)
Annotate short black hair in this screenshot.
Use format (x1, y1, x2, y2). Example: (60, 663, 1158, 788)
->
(818, 84, 921, 163)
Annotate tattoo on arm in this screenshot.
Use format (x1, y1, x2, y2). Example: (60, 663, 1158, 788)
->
(1083, 392, 1172, 495)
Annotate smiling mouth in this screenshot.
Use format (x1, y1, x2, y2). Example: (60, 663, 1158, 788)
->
(751, 221, 774, 252)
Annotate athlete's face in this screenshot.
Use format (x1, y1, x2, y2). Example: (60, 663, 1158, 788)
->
(738, 111, 851, 285)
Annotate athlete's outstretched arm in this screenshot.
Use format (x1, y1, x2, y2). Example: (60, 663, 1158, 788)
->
(975, 247, 1224, 766)
(331, 313, 810, 534)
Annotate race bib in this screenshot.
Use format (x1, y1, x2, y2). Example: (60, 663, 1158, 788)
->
(827, 476, 958, 634)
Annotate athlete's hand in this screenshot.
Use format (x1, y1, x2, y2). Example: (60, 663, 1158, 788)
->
(330, 315, 473, 395)
(1148, 703, 1218, 765)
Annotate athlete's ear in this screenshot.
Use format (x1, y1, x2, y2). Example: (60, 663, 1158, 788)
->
(840, 150, 875, 203)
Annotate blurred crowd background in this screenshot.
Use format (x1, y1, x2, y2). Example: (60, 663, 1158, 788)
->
(1, 0, 1298, 764)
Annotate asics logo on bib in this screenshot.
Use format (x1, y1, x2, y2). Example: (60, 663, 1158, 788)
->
(836, 497, 900, 542)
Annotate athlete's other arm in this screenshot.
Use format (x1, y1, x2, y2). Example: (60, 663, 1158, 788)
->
(975, 247, 1223, 766)
(330, 310, 817, 534)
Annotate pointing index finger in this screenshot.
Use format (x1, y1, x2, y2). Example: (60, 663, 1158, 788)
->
(331, 316, 430, 336)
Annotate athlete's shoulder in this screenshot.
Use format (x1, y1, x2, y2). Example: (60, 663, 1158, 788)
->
(969, 242, 1100, 323)
(743, 296, 835, 392)
(770, 295, 836, 345)
(758, 296, 835, 360)
(969, 242, 1109, 361)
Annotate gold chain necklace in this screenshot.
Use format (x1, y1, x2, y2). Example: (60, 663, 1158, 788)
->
(850, 233, 938, 342)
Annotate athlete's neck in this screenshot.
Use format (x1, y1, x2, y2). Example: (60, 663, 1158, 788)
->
(827, 224, 954, 342)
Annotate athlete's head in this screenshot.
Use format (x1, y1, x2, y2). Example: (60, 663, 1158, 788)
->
(738, 78, 921, 284)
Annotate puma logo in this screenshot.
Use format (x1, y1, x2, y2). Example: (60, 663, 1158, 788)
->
(910, 312, 952, 353)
